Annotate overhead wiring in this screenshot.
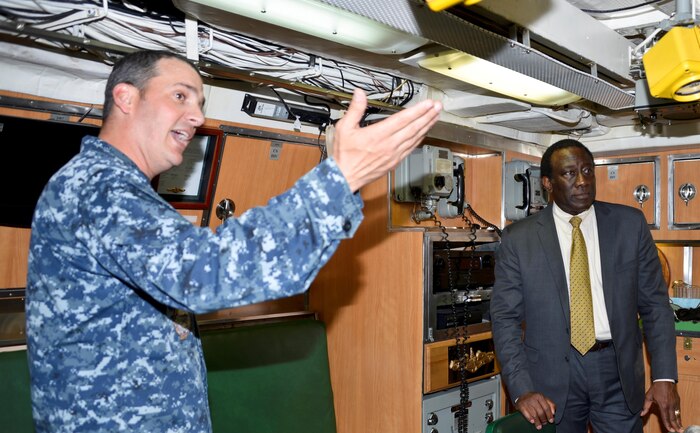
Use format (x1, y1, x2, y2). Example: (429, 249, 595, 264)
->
(0, 0, 421, 107)
(302, 94, 333, 116)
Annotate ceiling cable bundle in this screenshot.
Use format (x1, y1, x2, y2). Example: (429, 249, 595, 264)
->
(0, 0, 419, 107)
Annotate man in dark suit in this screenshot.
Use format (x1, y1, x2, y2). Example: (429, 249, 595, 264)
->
(490, 139, 683, 433)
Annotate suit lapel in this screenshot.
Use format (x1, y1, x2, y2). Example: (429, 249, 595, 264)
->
(593, 202, 617, 318)
(536, 207, 570, 322)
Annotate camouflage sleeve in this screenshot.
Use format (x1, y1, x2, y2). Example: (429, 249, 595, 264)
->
(80, 157, 363, 314)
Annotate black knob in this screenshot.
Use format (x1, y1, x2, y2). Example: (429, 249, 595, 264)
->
(427, 412, 438, 426)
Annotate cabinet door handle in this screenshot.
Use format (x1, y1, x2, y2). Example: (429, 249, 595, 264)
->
(633, 184, 650, 208)
(679, 183, 696, 206)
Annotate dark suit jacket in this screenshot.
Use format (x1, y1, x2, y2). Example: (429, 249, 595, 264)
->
(490, 201, 677, 419)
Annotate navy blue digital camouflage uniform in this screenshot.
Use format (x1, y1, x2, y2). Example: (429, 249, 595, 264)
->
(25, 135, 363, 432)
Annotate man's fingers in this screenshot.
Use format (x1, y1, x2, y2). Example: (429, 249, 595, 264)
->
(392, 112, 441, 158)
(331, 89, 442, 192)
(515, 393, 555, 428)
(338, 88, 368, 129)
(643, 382, 683, 432)
(365, 101, 441, 154)
(547, 401, 556, 423)
(665, 407, 683, 432)
(374, 99, 442, 139)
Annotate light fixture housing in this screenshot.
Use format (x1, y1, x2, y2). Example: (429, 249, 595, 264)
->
(414, 49, 581, 106)
(425, 0, 482, 12)
(643, 26, 700, 102)
(187, 0, 428, 55)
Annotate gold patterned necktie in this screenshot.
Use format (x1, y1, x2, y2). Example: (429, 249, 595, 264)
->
(569, 216, 596, 355)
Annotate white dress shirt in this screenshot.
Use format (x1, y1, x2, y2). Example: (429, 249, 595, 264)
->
(551, 202, 612, 341)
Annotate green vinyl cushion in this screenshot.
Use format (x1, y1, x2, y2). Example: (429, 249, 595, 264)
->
(201, 319, 337, 433)
(0, 319, 337, 433)
(486, 411, 556, 433)
(0, 348, 35, 432)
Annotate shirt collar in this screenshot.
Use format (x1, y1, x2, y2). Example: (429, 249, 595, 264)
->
(552, 201, 594, 224)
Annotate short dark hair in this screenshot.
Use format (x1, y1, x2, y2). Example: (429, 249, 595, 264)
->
(102, 50, 200, 120)
(540, 139, 594, 178)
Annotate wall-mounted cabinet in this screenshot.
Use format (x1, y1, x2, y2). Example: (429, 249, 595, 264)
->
(669, 154, 700, 229)
(594, 156, 660, 228)
(589, 147, 700, 241)
(588, 150, 700, 306)
(198, 125, 324, 322)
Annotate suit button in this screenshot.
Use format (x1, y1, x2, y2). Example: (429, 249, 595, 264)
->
(564, 356, 569, 362)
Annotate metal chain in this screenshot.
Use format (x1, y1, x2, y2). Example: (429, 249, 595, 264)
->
(459, 222, 478, 433)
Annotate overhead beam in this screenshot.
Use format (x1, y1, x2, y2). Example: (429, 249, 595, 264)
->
(474, 0, 634, 83)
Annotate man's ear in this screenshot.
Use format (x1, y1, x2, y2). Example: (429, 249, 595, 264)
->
(541, 176, 553, 193)
(112, 83, 137, 114)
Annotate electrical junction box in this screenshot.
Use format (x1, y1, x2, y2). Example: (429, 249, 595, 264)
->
(241, 94, 330, 127)
(394, 145, 455, 203)
(504, 160, 548, 221)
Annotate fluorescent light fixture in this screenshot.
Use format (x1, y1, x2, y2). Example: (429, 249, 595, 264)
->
(417, 49, 581, 106)
(190, 0, 428, 55)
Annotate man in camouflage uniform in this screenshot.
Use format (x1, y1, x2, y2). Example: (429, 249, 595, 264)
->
(25, 50, 442, 432)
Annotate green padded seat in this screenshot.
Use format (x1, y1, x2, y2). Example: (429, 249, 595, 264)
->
(486, 411, 556, 433)
(0, 348, 35, 433)
(0, 318, 337, 433)
(201, 318, 337, 433)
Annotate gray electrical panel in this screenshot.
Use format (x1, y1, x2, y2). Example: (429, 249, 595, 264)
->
(422, 375, 501, 433)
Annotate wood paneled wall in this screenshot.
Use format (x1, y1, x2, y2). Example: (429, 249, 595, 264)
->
(310, 176, 425, 433)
